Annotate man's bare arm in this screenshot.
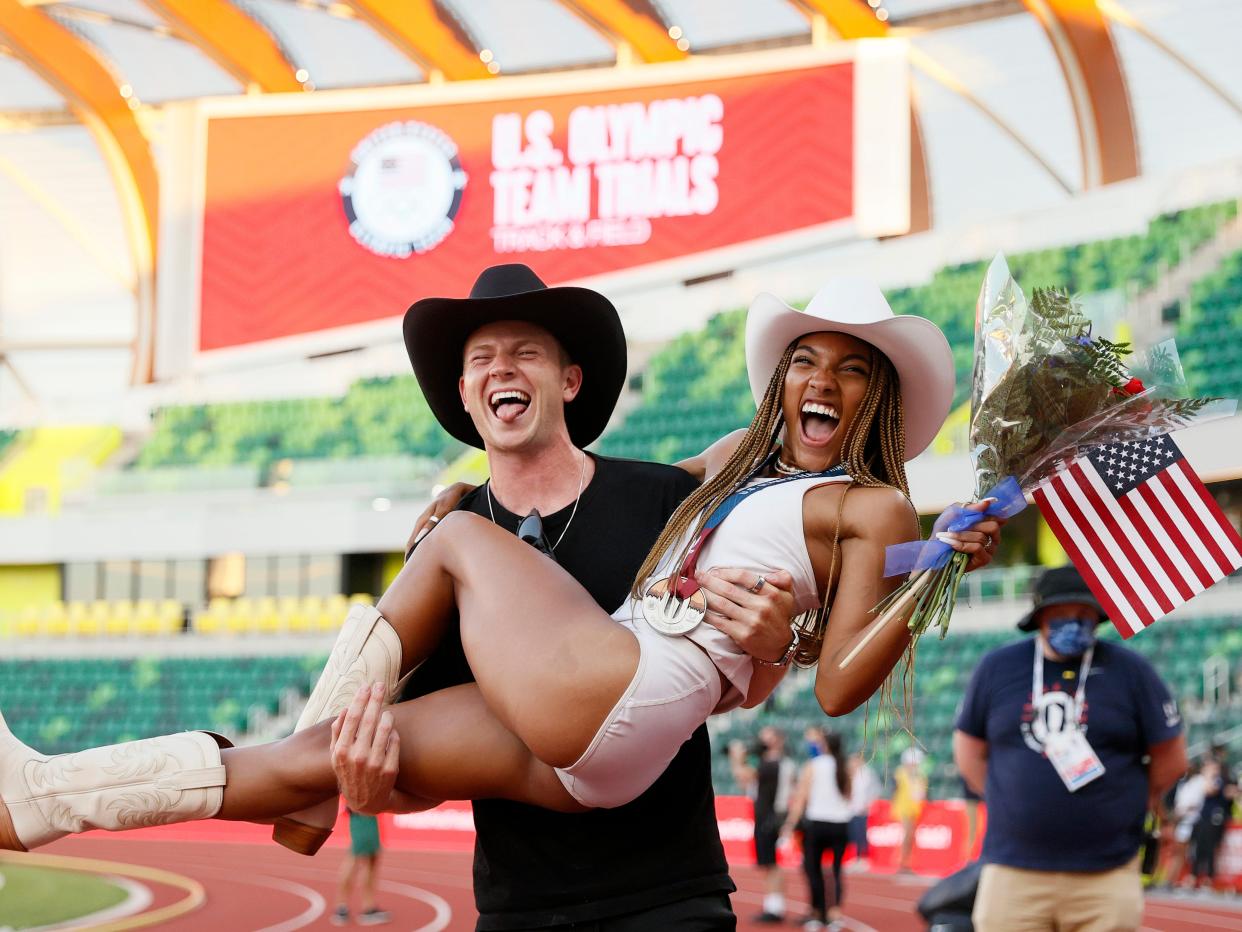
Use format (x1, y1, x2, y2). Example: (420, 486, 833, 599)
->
(1148, 734, 1188, 814)
(953, 730, 988, 797)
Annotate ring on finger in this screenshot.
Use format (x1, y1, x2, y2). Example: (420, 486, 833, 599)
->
(427, 515, 441, 524)
(748, 575, 767, 594)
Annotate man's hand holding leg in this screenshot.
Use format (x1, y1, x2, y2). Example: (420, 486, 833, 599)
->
(331, 683, 400, 816)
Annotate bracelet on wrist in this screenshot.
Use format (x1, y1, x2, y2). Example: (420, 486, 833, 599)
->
(755, 627, 800, 668)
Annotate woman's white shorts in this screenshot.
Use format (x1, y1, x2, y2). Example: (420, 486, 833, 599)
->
(553, 621, 722, 809)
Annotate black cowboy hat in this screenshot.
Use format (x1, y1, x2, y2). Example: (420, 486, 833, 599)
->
(402, 264, 626, 449)
(1017, 565, 1107, 632)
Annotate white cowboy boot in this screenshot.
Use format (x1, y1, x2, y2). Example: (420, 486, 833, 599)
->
(273, 602, 405, 855)
(0, 708, 229, 852)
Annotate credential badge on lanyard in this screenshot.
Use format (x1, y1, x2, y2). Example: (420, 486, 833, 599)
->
(1034, 644, 1105, 792)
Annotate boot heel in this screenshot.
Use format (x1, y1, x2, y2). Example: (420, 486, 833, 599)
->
(273, 816, 332, 856)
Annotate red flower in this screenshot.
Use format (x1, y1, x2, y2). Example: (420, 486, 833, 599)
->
(1110, 377, 1145, 398)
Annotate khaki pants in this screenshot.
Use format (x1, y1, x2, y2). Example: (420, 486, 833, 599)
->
(972, 856, 1142, 932)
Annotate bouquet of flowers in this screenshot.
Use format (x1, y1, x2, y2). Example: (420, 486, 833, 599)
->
(840, 254, 1235, 667)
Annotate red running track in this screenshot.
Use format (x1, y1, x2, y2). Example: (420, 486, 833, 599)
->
(36, 836, 1242, 931)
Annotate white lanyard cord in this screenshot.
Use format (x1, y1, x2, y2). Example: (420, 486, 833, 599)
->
(1033, 641, 1094, 727)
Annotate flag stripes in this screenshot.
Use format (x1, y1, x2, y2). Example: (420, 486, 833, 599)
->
(1033, 435, 1242, 638)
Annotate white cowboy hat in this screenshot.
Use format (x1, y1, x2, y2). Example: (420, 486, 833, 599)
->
(745, 277, 955, 460)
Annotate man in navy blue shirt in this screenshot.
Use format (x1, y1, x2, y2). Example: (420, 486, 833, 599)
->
(954, 565, 1187, 932)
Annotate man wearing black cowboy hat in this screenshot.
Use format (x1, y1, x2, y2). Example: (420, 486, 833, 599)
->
(954, 564, 1187, 932)
(332, 264, 801, 930)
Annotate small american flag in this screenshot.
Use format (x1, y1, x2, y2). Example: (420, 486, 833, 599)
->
(1033, 434, 1242, 638)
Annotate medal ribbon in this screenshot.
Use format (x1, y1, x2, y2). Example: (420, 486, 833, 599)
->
(671, 464, 847, 599)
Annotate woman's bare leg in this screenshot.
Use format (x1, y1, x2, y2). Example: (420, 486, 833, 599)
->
(377, 511, 639, 768)
(0, 683, 579, 851)
(215, 683, 579, 822)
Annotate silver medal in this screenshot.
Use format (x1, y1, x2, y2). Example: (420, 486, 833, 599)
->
(641, 577, 707, 636)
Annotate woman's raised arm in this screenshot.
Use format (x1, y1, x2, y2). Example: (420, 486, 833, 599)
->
(809, 489, 1006, 716)
(674, 428, 749, 482)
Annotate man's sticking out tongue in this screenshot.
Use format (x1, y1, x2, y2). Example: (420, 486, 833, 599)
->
(492, 390, 531, 423)
(801, 402, 838, 444)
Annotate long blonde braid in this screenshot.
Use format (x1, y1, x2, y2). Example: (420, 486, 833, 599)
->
(630, 337, 913, 669)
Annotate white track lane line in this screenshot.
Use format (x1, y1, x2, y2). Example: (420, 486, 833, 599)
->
(136, 856, 326, 932)
(252, 876, 327, 932)
(378, 880, 454, 932)
(155, 851, 456, 931)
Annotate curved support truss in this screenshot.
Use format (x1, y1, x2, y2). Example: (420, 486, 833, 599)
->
(1021, 0, 1139, 187)
(908, 46, 1074, 194)
(144, 0, 304, 93)
(0, 0, 158, 384)
(1096, 0, 1242, 121)
(795, 0, 930, 232)
(347, 0, 491, 81)
(561, 0, 685, 63)
(794, 0, 886, 39)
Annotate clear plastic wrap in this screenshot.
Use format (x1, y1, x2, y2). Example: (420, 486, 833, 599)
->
(852, 254, 1236, 659)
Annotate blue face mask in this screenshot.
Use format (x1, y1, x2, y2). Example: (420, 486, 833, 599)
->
(1047, 617, 1097, 658)
(806, 742, 822, 759)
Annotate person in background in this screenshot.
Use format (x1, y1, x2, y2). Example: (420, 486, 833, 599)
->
(891, 747, 927, 872)
(1190, 752, 1234, 890)
(805, 727, 826, 759)
(730, 727, 797, 924)
(1162, 759, 1205, 889)
(784, 729, 853, 932)
(331, 810, 392, 926)
(953, 565, 1187, 932)
(846, 752, 880, 870)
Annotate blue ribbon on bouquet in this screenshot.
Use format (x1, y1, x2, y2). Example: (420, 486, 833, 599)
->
(882, 476, 1027, 578)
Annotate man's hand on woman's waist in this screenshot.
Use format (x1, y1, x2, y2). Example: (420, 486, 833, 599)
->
(695, 567, 797, 663)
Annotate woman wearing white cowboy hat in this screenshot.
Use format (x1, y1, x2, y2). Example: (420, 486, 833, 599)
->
(0, 278, 1008, 855)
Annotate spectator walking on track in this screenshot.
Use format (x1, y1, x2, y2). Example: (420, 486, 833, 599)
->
(730, 726, 797, 924)
(1162, 759, 1205, 888)
(847, 751, 880, 869)
(1190, 747, 1235, 890)
(784, 728, 853, 931)
(331, 809, 392, 926)
(954, 565, 1188, 932)
(891, 747, 927, 872)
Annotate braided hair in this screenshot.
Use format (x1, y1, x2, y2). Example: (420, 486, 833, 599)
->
(630, 334, 912, 665)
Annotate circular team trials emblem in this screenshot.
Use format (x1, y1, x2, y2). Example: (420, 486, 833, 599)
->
(1021, 687, 1087, 753)
(339, 120, 467, 259)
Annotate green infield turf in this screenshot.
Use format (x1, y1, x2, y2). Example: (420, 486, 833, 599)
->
(0, 862, 129, 930)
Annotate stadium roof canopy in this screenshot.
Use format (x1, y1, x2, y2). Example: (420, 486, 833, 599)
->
(0, 0, 1240, 414)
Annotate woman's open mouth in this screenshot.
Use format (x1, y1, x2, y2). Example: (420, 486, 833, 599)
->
(489, 389, 531, 424)
(799, 401, 839, 447)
